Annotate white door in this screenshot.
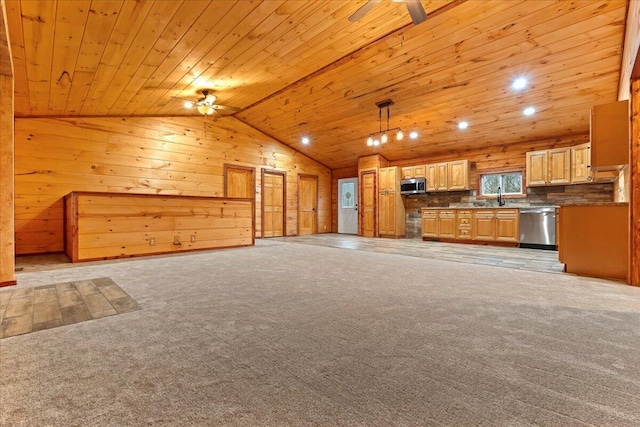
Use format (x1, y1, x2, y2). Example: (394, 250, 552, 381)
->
(338, 178, 358, 234)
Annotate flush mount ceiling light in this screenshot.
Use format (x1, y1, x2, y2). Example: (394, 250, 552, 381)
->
(181, 89, 240, 117)
(523, 106, 536, 116)
(366, 99, 404, 147)
(512, 77, 528, 90)
(458, 121, 469, 130)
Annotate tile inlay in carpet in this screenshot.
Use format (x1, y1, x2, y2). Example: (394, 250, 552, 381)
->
(0, 278, 140, 339)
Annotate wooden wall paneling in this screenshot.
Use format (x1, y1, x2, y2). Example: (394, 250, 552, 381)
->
(619, 0, 640, 101)
(3, 0, 28, 113)
(14, 116, 331, 255)
(631, 78, 640, 286)
(66, 192, 253, 262)
(0, 71, 15, 286)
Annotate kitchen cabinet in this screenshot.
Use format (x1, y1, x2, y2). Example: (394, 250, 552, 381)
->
(378, 167, 405, 237)
(438, 210, 456, 238)
(526, 148, 570, 186)
(456, 210, 472, 239)
(448, 160, 470, 190)
(590, 100, 629, 169)
(494, 209, 519, 243)
(401, 165, 426, 180)
(571, 143, 592, 183)
(473, 210, 495, 241)
(421, 210, 438, 238)
(426, 162, 455, 191)
(559, 204, 628, 281)
(421, 208, 519, 244)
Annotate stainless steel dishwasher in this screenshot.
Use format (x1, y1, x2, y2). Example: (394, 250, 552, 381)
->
(519, 207, 557, 250)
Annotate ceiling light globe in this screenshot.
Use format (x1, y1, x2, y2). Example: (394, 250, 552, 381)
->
(396, 130, 403, 140)
(184, 101, 194, 109)
(381, 133, 388, 144)
(373, 139, 380, 146)
(367, 136, 373, 146)
(512, 77, 528, 90)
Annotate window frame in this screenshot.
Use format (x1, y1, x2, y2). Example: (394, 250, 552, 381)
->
(475, 167, 526, 200)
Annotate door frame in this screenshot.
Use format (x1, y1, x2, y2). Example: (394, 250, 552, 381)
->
(359, 169, 377, 237)
(297, 174, 318, 235)
(337, 177, 358, 234)
(261, 169, 287, 238)
(223, 164, 256, 198)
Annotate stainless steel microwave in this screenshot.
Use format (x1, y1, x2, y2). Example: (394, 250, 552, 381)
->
(400, 178, 426, 195)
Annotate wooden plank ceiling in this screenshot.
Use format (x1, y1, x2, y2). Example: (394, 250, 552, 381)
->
(6, 0, 627, 169)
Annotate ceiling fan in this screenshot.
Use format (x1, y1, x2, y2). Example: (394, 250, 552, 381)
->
(179, 89, 240, 118)
(349, 0, 428, 25)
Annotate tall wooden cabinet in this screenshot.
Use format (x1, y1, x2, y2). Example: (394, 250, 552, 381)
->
(378, 167, 406, 237)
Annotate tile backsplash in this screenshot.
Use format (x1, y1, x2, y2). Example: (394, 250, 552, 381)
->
(404, 183, 614, 238)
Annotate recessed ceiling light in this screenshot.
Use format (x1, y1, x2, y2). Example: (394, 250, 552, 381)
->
(523, 106, 536, 116)
(301, 137, 310, 145)
(512, 77, 528, 90)
(409, 131, 418, 139)
(458, 121, 468, 130)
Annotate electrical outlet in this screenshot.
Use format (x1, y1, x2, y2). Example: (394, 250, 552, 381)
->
(190, 235, 196, 243)
(149, 237, 155, 246)
(173, 236, 181, 245)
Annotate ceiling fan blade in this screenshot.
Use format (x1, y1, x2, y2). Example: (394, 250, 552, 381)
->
(348, 0, 381, 22)
(212, 104, 240, 112)
(405, 0, 427, 25)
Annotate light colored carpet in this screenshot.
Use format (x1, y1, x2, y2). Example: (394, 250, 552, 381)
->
(2, 239, 640, 426)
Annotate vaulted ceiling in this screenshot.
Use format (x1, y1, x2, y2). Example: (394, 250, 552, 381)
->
(5, 0, 628, 169)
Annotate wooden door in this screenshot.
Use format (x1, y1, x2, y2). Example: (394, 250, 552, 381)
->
(225, 165, 255, 198)
(262, 171, 285, 238)
(548, 148, 571, 185)
(571, 143, 592, 184)
(526, 151, 548, 186)
(360, 171, 376, 237)
(298, 174, 318, 235)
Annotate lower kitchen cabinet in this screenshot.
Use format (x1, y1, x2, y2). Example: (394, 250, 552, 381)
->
(559, 204, 628, 281)
(422, 208, 519, 244)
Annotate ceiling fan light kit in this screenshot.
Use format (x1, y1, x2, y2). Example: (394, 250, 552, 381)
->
(180, 89, 240, 118)
(366, 99, 405, 147)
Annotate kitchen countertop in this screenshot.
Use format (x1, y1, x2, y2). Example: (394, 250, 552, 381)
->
(559, 202, 628, 207)
(420, 206, 557, 210)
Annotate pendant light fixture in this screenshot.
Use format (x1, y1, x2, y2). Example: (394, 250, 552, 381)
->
(366, 99, 404, 147)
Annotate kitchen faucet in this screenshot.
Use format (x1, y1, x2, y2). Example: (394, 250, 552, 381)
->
(497, 186, 505, 206)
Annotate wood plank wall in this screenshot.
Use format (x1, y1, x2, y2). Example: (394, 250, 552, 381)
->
(0, 0, 15, 286)
(66, 192, 253, 262)
(15, 116, 331, 255)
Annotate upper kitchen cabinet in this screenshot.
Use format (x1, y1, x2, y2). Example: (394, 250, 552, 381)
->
(571, 143, 592, 184)
(590, 100, 629, 169)
(426, 163, 449, 192)
(526, 148, 570, 187)
(401, 165, 426, 180)
(448, 160, 470, 191)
